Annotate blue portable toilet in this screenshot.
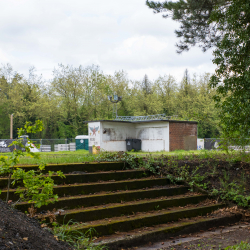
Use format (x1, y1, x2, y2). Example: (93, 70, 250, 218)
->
(75, 135, 89, 150)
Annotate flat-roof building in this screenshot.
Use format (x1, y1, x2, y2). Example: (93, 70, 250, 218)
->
(86, 120, 197, 152)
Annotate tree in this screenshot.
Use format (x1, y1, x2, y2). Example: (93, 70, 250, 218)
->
(0, 64, 222, 139)
(146, 0, 228, 53)
(146, 0, 250, 144)
(141, 74, 152, 95)
(210, 0, 250, 145)
(154, 74, 177, 116)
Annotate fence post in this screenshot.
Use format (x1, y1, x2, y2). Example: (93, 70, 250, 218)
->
(65, 138, 68, 151)
(40, 139, 42, 152)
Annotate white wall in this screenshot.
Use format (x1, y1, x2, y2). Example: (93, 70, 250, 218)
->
(100, 121, 135, 152)
(88, 121, 170, 152)
(135, 122, 169, 152)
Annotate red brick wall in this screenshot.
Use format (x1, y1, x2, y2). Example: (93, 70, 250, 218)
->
(169, 122, 197, 151)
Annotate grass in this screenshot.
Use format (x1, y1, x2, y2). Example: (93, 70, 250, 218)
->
(51, 219, 105, 250)
(2, 150, 93, 165)
(134, 149, 250, 163)
(1, 148, 250, 165)
(225, 241, 250, 249)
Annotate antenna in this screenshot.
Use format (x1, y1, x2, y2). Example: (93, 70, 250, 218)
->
(108, 94, 122, 118)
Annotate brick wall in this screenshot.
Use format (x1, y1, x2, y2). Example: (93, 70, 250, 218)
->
(169, 122, 197, 151)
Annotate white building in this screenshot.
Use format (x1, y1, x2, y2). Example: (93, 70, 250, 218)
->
(87, 120, 197, 152)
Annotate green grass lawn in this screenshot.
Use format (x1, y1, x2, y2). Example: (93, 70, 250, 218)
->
(1, 148, 248, 165)
(0, 149, 207, 165)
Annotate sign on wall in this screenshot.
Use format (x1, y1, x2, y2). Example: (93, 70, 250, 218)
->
(88, 122, 101, 147)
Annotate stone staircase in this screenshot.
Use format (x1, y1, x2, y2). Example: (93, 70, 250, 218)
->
(0, 162, 242, 249)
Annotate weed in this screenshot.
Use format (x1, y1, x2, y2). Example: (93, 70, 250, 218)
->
(211, 165, 217, 176)
(52, 219, 105, 250)
(225, 241, 250, 250)
(166, 174, 176, 184)
(154, 205, 160, 210)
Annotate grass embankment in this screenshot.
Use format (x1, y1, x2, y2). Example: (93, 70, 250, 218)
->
(2, 149, 250, 249)
(11, 148, 250, 209)
(135, 150, 250, 208)
(92, 149, 250, 208)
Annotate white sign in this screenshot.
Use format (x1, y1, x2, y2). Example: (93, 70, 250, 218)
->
(197, 139, 204, 150)
(88, 122, 101, 147)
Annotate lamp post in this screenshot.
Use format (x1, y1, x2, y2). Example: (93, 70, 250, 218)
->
(0, 89, 13, 139)
(108, 94, 122, 118)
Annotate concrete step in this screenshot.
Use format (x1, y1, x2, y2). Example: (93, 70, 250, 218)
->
(44, 193, 208, 224)
(0, 177, 174, 200)
(13, 162, 125, 173)
(4, 162, 238, 250)
(95, 213, 242, 250)
(0, 170, 150, 188)
(65, 203, 225, 237)
(16, 185, 190, 212)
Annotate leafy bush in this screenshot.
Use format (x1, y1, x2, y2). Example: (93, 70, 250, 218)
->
(0, 120, 65, 207)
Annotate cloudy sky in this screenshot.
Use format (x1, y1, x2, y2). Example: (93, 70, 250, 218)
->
(0, 0, 216, 82)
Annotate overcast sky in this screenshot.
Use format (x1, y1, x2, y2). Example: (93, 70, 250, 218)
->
(0, 0, 216, 82)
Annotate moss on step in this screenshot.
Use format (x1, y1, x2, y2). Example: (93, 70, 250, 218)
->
(16, 186, 190, 212)
(0, 170, 150, 189)
(66, 203, 225, 237)
(98, 213, 242, 250)
(46, 195, 208, 224)
(12, 162, 125, 173)
(0, 178, 170, 201)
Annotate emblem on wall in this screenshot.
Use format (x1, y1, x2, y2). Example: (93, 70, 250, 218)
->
(89, 126, 99, 136)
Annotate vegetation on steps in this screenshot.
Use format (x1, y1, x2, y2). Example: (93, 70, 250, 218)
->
(225, 241, 250, 250)
(1, 120, 249, 249)
(0, 121, 104, 250)
(52, 220, 105, 250)
(0, 120, 65, 208)
(95, 150, 250, 209)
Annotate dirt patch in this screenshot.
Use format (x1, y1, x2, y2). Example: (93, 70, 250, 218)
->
(159, 223, 250, 250)
(0, 199, 72, 250)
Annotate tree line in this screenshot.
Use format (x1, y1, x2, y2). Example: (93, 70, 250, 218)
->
(0, 64, 220, 139)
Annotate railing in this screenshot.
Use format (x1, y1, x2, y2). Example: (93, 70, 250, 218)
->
(115, 114, 178, 122)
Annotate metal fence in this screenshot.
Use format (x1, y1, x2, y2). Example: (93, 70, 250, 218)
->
(31, 138, 76, 152)
(204, 138, 221, 150)
(203, 138, 250, 151)
(0, 138, 77, 153)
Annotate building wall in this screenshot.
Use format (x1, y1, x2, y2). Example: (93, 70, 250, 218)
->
(169, 122, 197, 151)
(90, 121, 170, 152)
(88, 120, 197, 152)
(135, 122, 169, 152)
(100, 121, 135, 151)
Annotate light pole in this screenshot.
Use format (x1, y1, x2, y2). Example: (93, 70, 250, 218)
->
(0, 89, 13, 139)
(108, 94, 122, 118)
